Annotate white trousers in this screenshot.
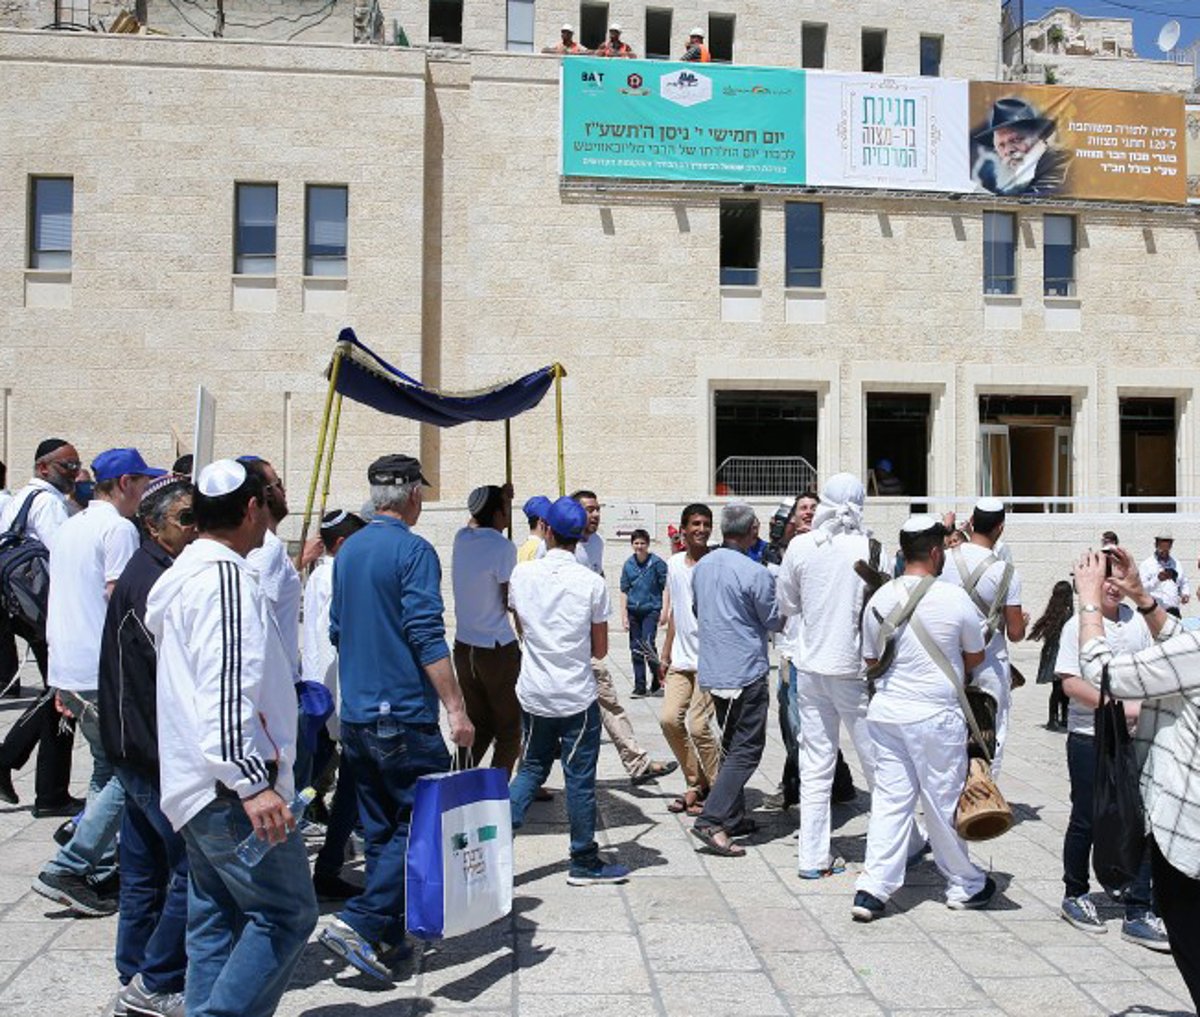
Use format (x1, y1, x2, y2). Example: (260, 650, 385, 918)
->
(992, 689, 1011, 778)
(795, 670, 878, 871)
(855, 711, 986, 905)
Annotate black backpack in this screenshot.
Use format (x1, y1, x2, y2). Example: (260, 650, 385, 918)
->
(0, 491, 51, 640)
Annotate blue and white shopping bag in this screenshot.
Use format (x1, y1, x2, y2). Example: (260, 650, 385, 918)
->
(405, 767, 513, 940)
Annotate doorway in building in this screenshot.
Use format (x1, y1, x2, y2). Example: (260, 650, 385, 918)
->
(978, 394, 1072, 512)
(866, 392, 930, 498)
(713, 389, 818, 496)
(1120, 397, 1176, 512)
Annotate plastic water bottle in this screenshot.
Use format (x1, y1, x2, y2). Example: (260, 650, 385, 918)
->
(235, 787, 316, 867)
(378, 700, 398, 737)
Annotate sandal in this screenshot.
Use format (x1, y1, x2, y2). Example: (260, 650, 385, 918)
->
(668, 789, 704, 815)
(690, 824, 746, 857)
(667, 796, 688, 814)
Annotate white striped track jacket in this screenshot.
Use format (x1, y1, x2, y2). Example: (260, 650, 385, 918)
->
(145, 537, 297, 832)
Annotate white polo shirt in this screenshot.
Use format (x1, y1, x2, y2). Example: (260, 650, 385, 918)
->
(666, 551, 702, 671)
(509, 549, 609, 718)
(46, 499, 139, 692)
(451, 525, 517, 648)
(575, 532, 605, 576)
(1055, 606, 1151, 736)
(0, 479, 70, 549)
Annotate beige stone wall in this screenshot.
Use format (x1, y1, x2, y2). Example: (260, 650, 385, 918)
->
(1015, 52, 1195, 93)
(1022, 8, 1134, 58)
(383, 0, 1000, 80)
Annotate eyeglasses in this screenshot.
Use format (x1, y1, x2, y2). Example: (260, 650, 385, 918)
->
(52, 459, 81, 473)
(171, 510, 196, 527)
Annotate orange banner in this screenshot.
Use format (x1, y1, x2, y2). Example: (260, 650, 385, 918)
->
(969, 82, 1186, 205)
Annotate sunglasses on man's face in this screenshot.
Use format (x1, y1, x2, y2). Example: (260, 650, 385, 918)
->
(52, 459, 81, 473)
(171, 509, 196, 527)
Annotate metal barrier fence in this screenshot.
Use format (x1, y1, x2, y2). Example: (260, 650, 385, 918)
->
(714, 456, 818, 498)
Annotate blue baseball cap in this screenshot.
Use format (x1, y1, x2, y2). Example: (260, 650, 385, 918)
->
(522, 495, 552, 523)
(91, 448, 166, 483)
(546, 496, 587, 540)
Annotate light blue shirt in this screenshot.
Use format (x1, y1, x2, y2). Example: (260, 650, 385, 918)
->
(692, 546, 782, 689)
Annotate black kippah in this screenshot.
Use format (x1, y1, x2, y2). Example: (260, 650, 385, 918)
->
(34, 438, 68, 462)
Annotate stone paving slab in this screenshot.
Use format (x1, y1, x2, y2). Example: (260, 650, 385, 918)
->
(0, 638, 1193, 1017)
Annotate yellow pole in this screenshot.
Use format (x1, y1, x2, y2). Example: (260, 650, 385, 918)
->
(317, 392, 344, 522)
(297, 349, 344, 563)
(554, 364, 566, 496)
(504, 417, 513, 540)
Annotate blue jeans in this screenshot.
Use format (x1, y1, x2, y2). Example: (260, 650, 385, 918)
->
(778, 660, 800, 805)
(628, 610, 662, 693)
(338, 718, 451, 946)
(1063, 731, 1152, 915)
(115, 767, 188, 994)
(181, 796, 317, 1017)
(315, 743, 360, 878)
(44, 688, 123, 882)
(509, 703, 602, 872)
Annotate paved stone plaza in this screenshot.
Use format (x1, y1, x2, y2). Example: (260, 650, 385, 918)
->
(0, 638, 1192, 1017)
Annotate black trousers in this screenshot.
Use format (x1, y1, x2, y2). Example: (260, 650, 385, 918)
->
(1151, 836, 1200, 1011)
(698, 676, 770, 834)
(0, 617, 75, 805)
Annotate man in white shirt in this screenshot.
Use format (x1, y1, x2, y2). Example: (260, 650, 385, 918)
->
(854, 515, 992, 921)
(451, 485, 522, 774)
(659, 503, 720, 816)
(0, 438, 81, 813)
(508, 497, 630, 885)
(33, 447, 162, 917)
(1140, 531, 1190, 614)
(1054, 574, 1167, 949)
(303, 508, 367, 902)
(777, 475, 890, 877)
(147, 459, 317, 1017)
(939, 497, 1026, 775)
(570, 489, 676, 787)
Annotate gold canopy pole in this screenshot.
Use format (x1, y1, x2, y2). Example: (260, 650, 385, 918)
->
(554, 364, 566, 496)
(297, 346, 344, 566)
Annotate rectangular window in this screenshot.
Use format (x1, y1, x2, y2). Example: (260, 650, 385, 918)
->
(506, 0, 534, 51)
(709, 13, 734, 63)
(305, 185, 348, 278)
(429, 0, 463, 43)
(785, 202, 823, 289)
(862, 28, 886, 72)
(579, 2, 607, 50)
(979, 394, 1073, 511)
(714, 390, 818, 496)
(920, 34, 943, 76)
(29, 177, 73, 270)
(1120, 397, 1176, 512)
(801, 23, 826, 68)
(55, 1, 89, 26)
(645, 7, 672, 59)
(1043, 214, 1076, 297)
(719, 200, 759, 286)
(983, 211, 1017, 295)
(867, 393, 931, 498)
(234, 183, 276, 276)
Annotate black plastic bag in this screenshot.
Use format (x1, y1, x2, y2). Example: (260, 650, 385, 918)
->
(1092, 666, 1146, 894)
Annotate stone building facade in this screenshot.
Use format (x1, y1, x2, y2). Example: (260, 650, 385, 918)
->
(1, 2, 1198, 614)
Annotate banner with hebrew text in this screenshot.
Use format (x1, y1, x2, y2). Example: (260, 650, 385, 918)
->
(806, 74, 972, 192)
(968, 82, 1186, 204)
(560, 58, 805, 184)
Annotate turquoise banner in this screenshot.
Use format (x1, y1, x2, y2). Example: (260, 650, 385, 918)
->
(561, 58, 806, 185)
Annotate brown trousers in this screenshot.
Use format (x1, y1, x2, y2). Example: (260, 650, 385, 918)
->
(658, 667, 720, 793)
(453, 640, 522, 775)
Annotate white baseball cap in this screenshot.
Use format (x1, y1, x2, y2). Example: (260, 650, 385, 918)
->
(690, 26, 705, 36)
(609, 23, 622, 32)
(561, 23, 573, 31)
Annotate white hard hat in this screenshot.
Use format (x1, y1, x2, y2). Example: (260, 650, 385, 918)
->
(609, 23, 622, 32)
(690, 26, 705, 36)
(561, 23, 573, 32)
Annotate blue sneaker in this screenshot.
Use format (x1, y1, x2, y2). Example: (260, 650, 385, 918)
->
(567, 862, 631, 886)
(318, 917, 393, 982)
(905, 841, 932, 869)
(1121, 912, 1171, 953)
(1060, 894, 1107, 934)
(851, 890, 885, 922)
(947, 875, 997, 911)
(798, 856, 846, 880)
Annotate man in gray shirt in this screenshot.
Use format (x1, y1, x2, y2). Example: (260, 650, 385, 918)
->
(690, 503, 782, 857)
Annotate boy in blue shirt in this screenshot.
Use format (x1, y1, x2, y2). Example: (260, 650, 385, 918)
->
(619, 529, 668, 698)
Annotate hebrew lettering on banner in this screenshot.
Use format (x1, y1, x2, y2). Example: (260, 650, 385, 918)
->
(560, 57, 806, 185)
(969, 82, 1187, 204)
(804, 74, 973, 193)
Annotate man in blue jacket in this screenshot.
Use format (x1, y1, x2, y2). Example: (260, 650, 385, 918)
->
(320, 454, 474, 983)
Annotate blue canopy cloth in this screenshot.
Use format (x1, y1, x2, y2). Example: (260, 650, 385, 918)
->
(298, 328, 567, 554)
(330, 327, 561, 427)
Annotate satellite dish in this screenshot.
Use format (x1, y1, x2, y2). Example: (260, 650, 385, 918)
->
(1158, 20, 1181, 53)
